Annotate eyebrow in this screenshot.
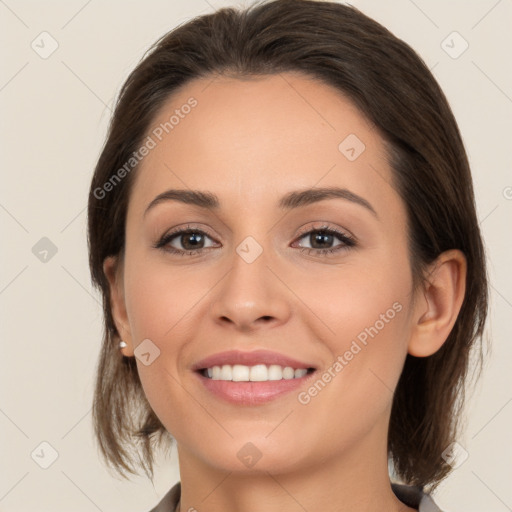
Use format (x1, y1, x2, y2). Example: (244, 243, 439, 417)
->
(144, 186, 378, 219)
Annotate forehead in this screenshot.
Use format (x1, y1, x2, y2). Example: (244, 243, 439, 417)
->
(128, 72, 400, 220)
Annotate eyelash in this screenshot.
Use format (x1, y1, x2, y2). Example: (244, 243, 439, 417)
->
(154, 223, 357, 257)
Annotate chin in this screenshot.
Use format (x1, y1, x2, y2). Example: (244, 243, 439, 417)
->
(193, 435, 310, 475)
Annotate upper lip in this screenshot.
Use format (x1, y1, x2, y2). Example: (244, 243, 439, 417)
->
(192, 349, 317, 371)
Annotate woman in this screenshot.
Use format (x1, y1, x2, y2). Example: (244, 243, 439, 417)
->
(87, 1, 489, 511)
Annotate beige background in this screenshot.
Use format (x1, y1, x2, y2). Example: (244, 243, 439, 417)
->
(1, 0, 511, 511)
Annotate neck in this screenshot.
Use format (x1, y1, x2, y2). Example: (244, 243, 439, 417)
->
(175, 424, 416, 512)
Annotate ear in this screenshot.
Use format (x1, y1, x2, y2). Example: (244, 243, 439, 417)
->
(407, 249, 467, 357)
(103, 255, 135, 357)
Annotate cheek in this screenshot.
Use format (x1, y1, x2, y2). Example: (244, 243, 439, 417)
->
(122, 251, 214, 432)
(305, 280, 409, 403)
(292, 298, 410, 459)
(293, 249, 412, 407)
(123, 250, 204, 342)
(292, 246, 411, 352)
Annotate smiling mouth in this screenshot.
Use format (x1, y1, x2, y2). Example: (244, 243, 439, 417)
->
(197, 364, 316, 382)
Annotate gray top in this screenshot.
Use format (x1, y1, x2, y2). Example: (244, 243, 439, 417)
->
(148, 481, 443, 512)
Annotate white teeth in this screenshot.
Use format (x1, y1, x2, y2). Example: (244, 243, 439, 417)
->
(282, 366, 295, 379)
(220, 364, 232, 380)
(250, 364, 268, 381)
(232, 364, 250, 381)
(268, 364, 283, 380)
(204, 364, 311, 381)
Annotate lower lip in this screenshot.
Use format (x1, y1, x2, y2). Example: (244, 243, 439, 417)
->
(195, 371, 316, 405)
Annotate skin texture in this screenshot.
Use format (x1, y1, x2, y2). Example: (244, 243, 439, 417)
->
(104, 72, 467, 512)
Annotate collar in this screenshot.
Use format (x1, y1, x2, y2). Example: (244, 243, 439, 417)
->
(149, 481, 444, 512)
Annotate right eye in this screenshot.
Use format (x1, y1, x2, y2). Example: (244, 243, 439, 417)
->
(154, 227, 219, 255)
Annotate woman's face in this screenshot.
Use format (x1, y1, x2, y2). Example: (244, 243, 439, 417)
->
(109, 72, 424, 474)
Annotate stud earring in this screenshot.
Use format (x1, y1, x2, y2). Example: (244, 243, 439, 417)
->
(119, 340, 127, 349)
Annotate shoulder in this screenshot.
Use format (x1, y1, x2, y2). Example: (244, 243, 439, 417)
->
(147, 481, 181, 512)
(391, 483, 444, 512)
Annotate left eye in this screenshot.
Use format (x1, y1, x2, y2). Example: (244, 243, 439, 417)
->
(292, 227, 356, 255)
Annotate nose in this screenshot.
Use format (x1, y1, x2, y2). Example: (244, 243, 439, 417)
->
(208, 245, 291, 333)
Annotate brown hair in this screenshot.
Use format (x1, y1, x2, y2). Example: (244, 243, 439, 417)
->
(87, 0, 489, 492)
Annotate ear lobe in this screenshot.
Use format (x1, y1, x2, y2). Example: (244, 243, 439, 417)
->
(103, 255, 134, 356)
(407, 249, 467, 357)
